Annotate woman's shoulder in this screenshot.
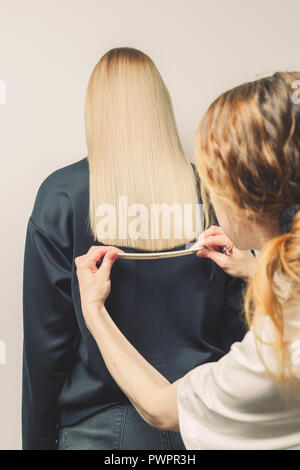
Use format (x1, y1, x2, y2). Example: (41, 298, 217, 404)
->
(30, 157, 89, 234)
(36, 157, 88, 196)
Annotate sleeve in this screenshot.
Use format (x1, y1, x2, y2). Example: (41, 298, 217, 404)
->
(22, 186, 79, 449)
(176, 317, 293, 450)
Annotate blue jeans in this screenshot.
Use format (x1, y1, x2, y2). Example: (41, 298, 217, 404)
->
(57, 400, 186, 450)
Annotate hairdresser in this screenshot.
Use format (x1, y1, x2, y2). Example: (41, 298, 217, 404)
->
(75, 71, 300, 450)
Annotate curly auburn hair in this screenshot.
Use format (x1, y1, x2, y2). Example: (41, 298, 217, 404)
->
(195, 71, 300, 392)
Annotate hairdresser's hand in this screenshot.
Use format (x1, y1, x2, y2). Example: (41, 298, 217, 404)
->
(192, 225, 256, 281)
(75, 246, 123, 329)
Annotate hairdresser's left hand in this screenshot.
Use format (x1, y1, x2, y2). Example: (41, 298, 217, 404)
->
(75, 246, 122, 329)
(192, 225, 256, 281)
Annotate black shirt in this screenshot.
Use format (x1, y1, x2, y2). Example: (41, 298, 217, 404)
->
(22, 157, 247, 450)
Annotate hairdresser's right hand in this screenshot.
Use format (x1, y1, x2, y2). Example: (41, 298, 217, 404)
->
(192, 225, 257, 281)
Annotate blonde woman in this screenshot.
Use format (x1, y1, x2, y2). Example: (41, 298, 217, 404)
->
(22, 48, 247, 450)
(75, 71, 300, 450)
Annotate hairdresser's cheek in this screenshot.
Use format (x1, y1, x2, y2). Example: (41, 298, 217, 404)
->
(213, 212, 233, 242)
(221, 225, 238, 246)
(210, 194, 231, 231)
(229, 236, 247, 250)
(227, 230, 252, 250)
(215, 217, 243, 249)
(217, 219, 242, 248)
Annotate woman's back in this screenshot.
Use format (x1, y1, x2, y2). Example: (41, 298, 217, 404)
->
(22, 157, 246, 449)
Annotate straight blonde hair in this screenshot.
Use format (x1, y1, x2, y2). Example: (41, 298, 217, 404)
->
(85, 47, 199, 251)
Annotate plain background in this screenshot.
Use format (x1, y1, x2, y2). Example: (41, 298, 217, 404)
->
(0, 0, 300, 450)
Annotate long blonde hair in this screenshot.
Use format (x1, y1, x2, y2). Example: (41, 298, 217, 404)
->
(85, 47, 199, 251)
(195, 71, 300, 388)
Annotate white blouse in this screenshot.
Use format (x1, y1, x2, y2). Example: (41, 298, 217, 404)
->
(177, 283, 300, 450)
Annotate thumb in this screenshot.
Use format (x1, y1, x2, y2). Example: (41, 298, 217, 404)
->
(191, 233, 205, 250)
(98, 248, 120, 279)
(197, 246, 228, 268)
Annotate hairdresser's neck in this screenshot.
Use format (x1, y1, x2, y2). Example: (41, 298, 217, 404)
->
(253, 222, 281, 250)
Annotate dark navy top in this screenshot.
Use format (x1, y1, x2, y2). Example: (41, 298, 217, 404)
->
(22, 157, 247, 449)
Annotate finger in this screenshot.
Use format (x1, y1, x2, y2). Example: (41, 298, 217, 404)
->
(202, 225, 224, 239)
(197, 246, 229, 268)
(207, 249, 229, 268)
(196, 247, 209, 258)
(191, 233, 205, 249)
(201, 235, 233, 251)
(79, 246, 121, 273)
(74, 254, 87, 269)
(98, 247, 120, 279)
(191, 225, 224, 249)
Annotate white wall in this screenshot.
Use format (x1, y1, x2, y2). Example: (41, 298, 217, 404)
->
(0, 0, 299, 449)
